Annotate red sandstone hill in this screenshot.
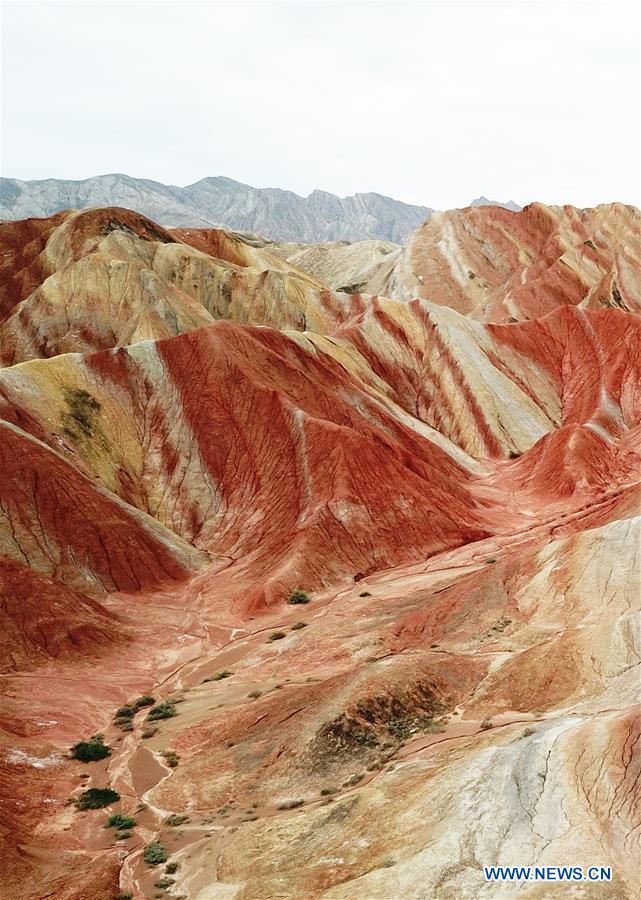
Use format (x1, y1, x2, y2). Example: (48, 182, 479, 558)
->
(365, 201, 641, 320)
(0, 205, 639, 899)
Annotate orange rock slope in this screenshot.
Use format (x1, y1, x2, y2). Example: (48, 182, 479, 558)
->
(0, 204, 639, 900)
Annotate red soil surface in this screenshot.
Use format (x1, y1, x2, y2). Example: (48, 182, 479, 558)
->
(0, 205, 638, 899)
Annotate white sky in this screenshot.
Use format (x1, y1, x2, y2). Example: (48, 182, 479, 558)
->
(1, 0, 640, 208)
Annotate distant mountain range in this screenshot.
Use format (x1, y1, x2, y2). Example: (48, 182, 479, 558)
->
(0, 174, 521, 243)
(470, 195, 522, 212)
(0, 174, 434, 243)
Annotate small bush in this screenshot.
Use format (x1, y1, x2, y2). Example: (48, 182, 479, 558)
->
(247, 690, 262, 699)
(154, 877, 175, 889)
(164, 813, 190, 827)
(203, 669, 232, 682)
(165, 862, 178, 874)
(480, 718, 493, 730)
(115, 705, 136, 720)
(147, 701, 177, 722)
(163, 750, 179, 768)
(106, 813, 135, 829)
(277, 798, 304, 810)
(521, 726, 536, 738)
(268, 631, 286, 642)
(116, 894, 133, 900)
(71, 734, 111, 763)
(291, 621, 307, 630)
(388, 718, 413, 740)
(142, 727, 158, 739)
(75, 787, 120, 810)
(287, 590, 310, 605)
(320, 787, 337, 796)
(359, 591, 372, 597)
(486, 557, 497, 564)
(116, 830, 133, 840)
(144, 841, 168, 865)
(134, 695, 155, 709)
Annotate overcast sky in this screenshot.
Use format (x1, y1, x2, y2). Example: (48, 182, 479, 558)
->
(1, 0, 639, 208)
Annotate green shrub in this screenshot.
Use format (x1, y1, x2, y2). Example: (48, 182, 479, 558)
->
(71, 734, 111, 763)
(291, 621, 307, 630)
(486, 558, 497, 564)
(116, 894, 133, 900)
(115, 705, 136, 720)
(165, 862, 178, 874)
(480, 718, 493, 730)
(388, 718, 412, 740)
(247, 690, 262, 699)
(116, 830, 133, 840)
(75, 787, 120, 809)
(134, 695, 155, 708)
(164, 813, 189, 827)
(153, 878, 175, 889)
(203, 670, 232, 682)
(163, 750, 179, 768)
(359, 591, 372, 597)
(320, 787, 337, 796)
(142, 727, 158, 739)
(106, 813, 135, 829)
(147, 701, 177, 722)
(144, 841, 168, 865)
(287, 590, 310, 605)
(268, 631, 286, 642)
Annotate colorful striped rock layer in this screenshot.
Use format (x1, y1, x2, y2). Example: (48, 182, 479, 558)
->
(0, 204, 639, 900)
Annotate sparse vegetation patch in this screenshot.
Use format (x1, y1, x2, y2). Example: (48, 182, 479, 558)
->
(162, 750, 180, 768)
(71, 733, 111, 762)
(105, 813, 135, 829)
(203, 670, 232, 682)
(144, 841, 168, 865)
(164, 813, 190, 827)
(74, 787, 120, 810)
(61, 387, 107, 447)
(147, 701, 177, 722)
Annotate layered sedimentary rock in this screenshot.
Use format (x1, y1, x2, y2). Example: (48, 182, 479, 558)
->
(0, 204, 639, 900)
(0, 208, 356, 364)
(266, 238, 401, 294)
(365, 202, 641, 321)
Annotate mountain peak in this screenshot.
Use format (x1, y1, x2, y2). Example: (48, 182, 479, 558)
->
(469, 196, 522, 211)
(0, 174, 431, 243)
